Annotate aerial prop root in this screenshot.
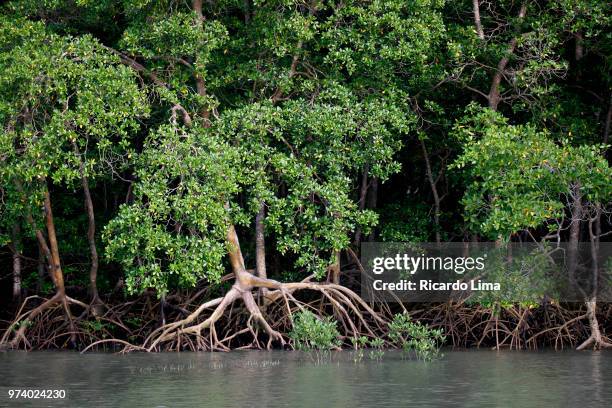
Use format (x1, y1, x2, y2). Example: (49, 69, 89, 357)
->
(0, 293, 89, 349)
(143, 278, 388, 352)
(414, 302, 599, 350)
(576, 300, 612, 351)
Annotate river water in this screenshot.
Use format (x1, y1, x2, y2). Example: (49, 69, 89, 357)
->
(0, 350, 610, 407)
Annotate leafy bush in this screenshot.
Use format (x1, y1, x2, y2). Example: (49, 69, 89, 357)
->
(289, 310, 341, 351)
(350, 336, 369, 362)
(388, 313, 445, 361)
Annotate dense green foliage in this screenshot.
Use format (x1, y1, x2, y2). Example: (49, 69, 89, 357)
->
(452, 106, 612, 239)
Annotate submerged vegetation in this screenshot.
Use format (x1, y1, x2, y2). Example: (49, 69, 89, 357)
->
(0, 0, 611, 353)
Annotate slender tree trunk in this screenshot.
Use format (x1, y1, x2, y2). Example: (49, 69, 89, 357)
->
(192, 0, 204, 22)
(568, 185, 582, 244)
(83, 175, 100, 303)
(367, 177, 378, 241)
(191, 0, 211, 125)
(43, 190, 66, 297)
(226, 203, 247, 274)
(160, 294, 166, 326)
(37, 242, 45, 292)
(353, 165, 369, 248)
(603, 94, 611, 146)
(575, 31, 584, 61)
(6, 187, 81, 348)
(73, 142, 100, 303)
(195, 76, 210, 123)
(576, 204, 611, 350)
(43, 188, 77, 343)
(11, 223, 22, 302)
(328, 251, 341, 284)
(472, 0, 485, 40)
(420, 139, 441, 244)
(255, 203, 267, 279)
(592, 204, 601, 294)
(577, 299, 605, 350)
(507, 235, 513, 264)
(567, 183, 582, 288)
(488, 3, 527, 111)
(255, 203, 268, 296)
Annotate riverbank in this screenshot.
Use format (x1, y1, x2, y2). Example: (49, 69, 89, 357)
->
(1, 289, 610, 352)
(1, 350, 611, 407)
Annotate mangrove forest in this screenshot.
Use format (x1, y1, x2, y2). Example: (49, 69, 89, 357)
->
(0, 0, 611, 356)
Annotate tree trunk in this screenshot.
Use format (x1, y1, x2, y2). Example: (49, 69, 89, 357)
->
(43, 190, 66, 297)
(567, 183, 582, 292)
(192, 0, 204, 22)
(328, 251, 341, 284)
(146, 206, 385, 351)
(160, 294, 167, 326)
(83, 174, 100, 303)
(576, 299, 606, 350)
(255, 203, 267, 280)
(255, 203, 268, 297)
(568, 183, 582, 274)
(191, 0, 211, 125)
(6, 185, 79, 348)
(576, 204, 611, 350)
(575, 31, 584, 61)
(11, 223, 22, 302)
(4, 193, 88, 349)
(353, 165, 369, 248)
(487, 3, 527, 111)
(367, 177, 378, 241)
(43, 189, 79, 343)
(37, 242, 45, 292)
(603, 94, 611, 146)
(195, 76, 210, 123)
(472, 0, 485, 40)
(73, 142, 100, 304)
(420, 139, 441, 245)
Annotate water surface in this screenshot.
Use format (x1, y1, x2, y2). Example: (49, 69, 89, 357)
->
(1, 350, 610, 407)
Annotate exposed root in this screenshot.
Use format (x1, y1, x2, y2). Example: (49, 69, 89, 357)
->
(143, 272, 388, 352)
(413, 300, 610, 351)
(81, 339, 146, 354)
(3, 274, 610, 353)
(0, 292, 89, 350)
(576, 300, 612, 350)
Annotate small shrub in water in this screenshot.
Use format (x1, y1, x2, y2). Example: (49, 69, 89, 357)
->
(368, 338, 385, 361)
(351, 336, 368, 363)
(289, 310, 341, 352)
(388, 313, 445, 361)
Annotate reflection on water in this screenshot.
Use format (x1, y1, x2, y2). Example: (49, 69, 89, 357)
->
(1, 350, 611, 407)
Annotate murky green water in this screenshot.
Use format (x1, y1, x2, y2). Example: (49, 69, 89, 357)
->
(0, 350, 610, 407)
